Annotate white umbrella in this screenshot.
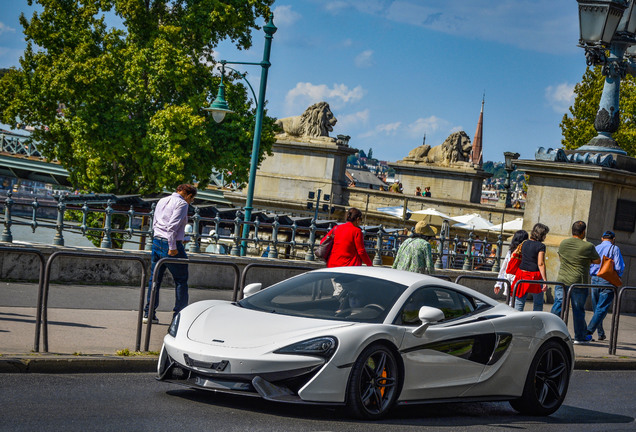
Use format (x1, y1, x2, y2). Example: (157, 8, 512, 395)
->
(377, 206, 411, 219)
(488, 217, 524, 233)
(410, 208, 457, 226)
(451, 213, 495, 231)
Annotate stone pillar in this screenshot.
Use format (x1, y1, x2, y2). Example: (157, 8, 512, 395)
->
(387, 162, 491, 203)
(515, 159, 636, 292)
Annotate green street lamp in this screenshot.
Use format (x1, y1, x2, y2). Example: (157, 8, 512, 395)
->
(205, 64, 233, 123)
(204, 15, 277, 256)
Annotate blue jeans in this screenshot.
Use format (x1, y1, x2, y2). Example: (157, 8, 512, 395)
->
(144, 238, 189, 317)
(551, 285, 564, 316)
(514, 292, 544, 311)
(587, 276, 615, 339)
(570, 287, 589, 341)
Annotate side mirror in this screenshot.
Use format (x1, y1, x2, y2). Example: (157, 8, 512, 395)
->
(412, 306, 445, 337)
(243, 282, 262, 298)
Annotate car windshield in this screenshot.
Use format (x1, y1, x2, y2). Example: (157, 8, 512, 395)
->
(238, 271, 408, 323)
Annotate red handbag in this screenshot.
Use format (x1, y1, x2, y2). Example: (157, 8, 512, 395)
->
(505, 241, 524, 274)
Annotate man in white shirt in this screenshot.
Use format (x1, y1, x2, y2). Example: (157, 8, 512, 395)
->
(143, 184, 197, 324)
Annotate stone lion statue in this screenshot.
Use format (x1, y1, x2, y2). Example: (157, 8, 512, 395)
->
(275, 102, 338, 141)
(402, 131, 472, 166)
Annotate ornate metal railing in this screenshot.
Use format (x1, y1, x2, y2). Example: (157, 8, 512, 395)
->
(0, 191, 506, 269)
(0, 131, 42, 157)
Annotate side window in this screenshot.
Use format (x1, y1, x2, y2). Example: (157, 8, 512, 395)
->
(397, 287, 479, 325)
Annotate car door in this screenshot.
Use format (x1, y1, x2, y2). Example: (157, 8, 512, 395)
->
(396, 286, 497, 401)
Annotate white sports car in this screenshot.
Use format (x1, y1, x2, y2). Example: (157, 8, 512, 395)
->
(157, 267, 574, 419)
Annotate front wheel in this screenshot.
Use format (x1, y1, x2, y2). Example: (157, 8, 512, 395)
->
(510, 340, 571, 416)
(346, 343, 401, 420)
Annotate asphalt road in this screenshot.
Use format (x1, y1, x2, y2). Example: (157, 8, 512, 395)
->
(1, 371, 634, 432)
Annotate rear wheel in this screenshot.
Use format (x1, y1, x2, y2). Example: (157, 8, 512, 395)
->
(510, 340, 570, 416)
(346, 343, 400, 420)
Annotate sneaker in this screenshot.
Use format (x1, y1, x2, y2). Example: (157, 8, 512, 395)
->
(574, 334, 593, 344)
(143, 316, 159, 324)
(598, 334, 607, 341)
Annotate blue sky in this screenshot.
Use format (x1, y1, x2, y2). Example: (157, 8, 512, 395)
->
(0, 0, 586, 164)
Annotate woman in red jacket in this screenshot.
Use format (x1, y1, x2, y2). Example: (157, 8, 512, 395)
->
(321, 208, 373, 268)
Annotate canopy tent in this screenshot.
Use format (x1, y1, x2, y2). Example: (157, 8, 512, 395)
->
(410, 208, 457, 226)
(377, 206, 411, 220)
(451, 213, 495, 231)
(488, 217, 524, 233)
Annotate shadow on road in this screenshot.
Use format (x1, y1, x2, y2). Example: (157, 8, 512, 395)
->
(165, 389, 634, 427)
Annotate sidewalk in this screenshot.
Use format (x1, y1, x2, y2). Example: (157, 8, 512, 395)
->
(1, 296, 636, 373)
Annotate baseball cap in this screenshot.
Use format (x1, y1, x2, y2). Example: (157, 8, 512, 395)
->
(602, 230, 615, 239)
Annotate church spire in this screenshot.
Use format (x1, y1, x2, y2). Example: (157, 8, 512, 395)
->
(470, 94, 484, 167)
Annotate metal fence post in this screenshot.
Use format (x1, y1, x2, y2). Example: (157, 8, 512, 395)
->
(53, 195, 65, 246)
(434, 229, 445, 269)
(373, 225, 383, 265)
(305, 219, 316, 261)
(145, 203, 155, 251)
(268, 215, 280, 259)
(30, 196, 39, 233)
(492, 233, 503, 273)
(231, 211, 241, 256)
(463, 230, 474, 270)
(100, 199, 113, 248)
(1, 191, 14, 242)
(190, 207, 201, 253)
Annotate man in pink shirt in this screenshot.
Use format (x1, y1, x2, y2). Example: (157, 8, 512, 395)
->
(143, 184, 197, 324)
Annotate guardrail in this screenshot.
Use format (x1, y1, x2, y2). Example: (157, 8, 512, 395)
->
(143, 257, 242, 351)
(0, 246, 46, 352)
(511, 279, 565, 309)
(238, 263, 315, 300)
(560, 283, 626, 356)
(39, 251, 148, 353)
(455, 275, 512, 304)
(610, 285, 635, 355)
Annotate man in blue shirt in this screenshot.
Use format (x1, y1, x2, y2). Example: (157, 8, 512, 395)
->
(587, 230, 625, 341)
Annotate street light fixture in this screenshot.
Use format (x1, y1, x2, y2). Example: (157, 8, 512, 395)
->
(576, 0, 636, 155)
(203, 15, 277, 256)
(205, 64, 233, 123)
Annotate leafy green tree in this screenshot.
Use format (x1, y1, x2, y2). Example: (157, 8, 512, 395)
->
(0, 0, 277, 194)
(561, 65, 636, 156)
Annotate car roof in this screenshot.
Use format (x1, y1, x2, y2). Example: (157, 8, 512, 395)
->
(311, 266, 437, 286)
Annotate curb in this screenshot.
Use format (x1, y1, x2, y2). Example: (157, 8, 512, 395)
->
(574, 357, 636, 371)
(0, 355, 157, 373)
(2, 354, 636, 373)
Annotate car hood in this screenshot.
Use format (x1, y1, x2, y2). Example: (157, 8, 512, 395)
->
(186, 302, 354, 349)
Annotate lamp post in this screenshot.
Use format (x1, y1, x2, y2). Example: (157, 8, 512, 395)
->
(204, 16, 277, 256)
(493, 151, 520, 273)
(576, 0, 636, 154)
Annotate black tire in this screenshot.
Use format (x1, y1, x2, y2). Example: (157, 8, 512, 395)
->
(346, 343, 401, 420)
(510, 340, 571, 416)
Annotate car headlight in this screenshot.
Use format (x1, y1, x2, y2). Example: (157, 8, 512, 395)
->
(274, 336, 338, 359)
(168, 313, 180, 337)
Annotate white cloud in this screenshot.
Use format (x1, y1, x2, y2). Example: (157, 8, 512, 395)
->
(354, 50, 374, 68)
(0, 22, 16, 35)
(332, 0, 579, 54)
(341, 38, 353, 47)
(336, 109, 369, 132)
(406, 116, 450, 138)
(545, 82, 575, 113)
(284, 82, 366, 114)
(273, 5, 301, 26)
(359, 122, 402, 138)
